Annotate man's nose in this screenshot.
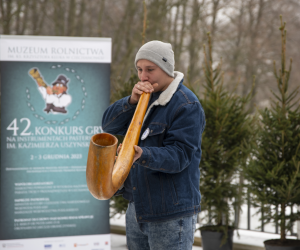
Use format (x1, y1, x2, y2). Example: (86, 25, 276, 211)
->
(140, 71, 149, 81)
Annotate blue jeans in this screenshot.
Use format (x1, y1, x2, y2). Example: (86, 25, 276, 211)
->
(126, 202, 197, 250)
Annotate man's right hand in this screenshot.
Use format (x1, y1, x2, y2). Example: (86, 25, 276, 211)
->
(129, 81, 156, 105)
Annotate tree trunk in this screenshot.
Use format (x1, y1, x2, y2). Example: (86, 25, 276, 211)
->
(280, 202, 286, 241)
(97, 0, 106, 36)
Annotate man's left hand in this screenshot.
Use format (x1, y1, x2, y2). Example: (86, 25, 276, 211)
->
(115, 143, 143, 163)
(133, 145, 143, 162)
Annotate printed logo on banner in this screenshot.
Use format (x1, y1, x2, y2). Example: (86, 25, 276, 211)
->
(44, 244, 52, 249)
(26, 64, 88, 125)
(74, 243, 89, 247)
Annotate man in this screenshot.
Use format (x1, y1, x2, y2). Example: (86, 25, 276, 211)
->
(102, 41, 205, 250)
(37, 75, 72, 114)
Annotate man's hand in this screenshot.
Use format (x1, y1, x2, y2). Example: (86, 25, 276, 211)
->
(46, 86, 53, 95)
(129, 81, 157, 105)
(133, 145, 143, 162)
(115, 143, 143, 163)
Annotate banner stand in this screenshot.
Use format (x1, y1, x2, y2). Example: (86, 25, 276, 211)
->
(0, 35, 111, 250)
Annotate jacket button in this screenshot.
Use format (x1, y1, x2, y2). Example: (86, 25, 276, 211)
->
(142, 160, 146, 164)
(124, 105, 127, 109)
(139, 216, 142, 220)
(133, 187, 136, 190)
(133, 165, 135, 168)
(150, 130, 153, 133)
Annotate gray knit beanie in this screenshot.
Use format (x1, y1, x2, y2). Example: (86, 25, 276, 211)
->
(135, 40, 175, 77)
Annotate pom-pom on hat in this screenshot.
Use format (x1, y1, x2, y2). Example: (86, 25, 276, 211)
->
(135, 40, 175, 78)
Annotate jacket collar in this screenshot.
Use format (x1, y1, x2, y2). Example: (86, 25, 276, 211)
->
(143, 71, 184, 123)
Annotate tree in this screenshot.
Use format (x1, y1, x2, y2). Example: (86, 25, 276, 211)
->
(244, 16, 300, 244)
(1, 0, 300, 107)
(199, 33, 254, 244)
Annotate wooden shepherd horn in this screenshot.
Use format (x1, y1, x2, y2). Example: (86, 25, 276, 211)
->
(86, 93, 151, 200)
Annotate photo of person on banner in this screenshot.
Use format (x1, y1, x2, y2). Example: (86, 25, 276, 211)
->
(29, 68, 72, 114)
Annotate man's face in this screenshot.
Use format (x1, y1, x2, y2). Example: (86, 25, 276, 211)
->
(53, 83, 67, 94)
(136, 59, 173, 92)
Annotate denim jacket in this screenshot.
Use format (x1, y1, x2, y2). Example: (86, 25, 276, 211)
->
(102, 72, 205, 223)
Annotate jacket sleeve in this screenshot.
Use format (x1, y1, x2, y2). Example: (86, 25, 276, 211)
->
(137, 101, 205, 174)
(102, 96, 137, 136)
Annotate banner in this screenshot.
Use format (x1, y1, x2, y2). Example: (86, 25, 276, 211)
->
(0, 35, 111, 250)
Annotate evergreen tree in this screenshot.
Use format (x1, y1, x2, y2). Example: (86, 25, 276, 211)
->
(112, 73, 139, 104)
(244, 16, 300, 242)
(199, 34, 254, 241)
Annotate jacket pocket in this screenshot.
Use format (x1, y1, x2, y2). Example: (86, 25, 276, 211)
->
(142, 123, 167, 147)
